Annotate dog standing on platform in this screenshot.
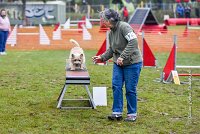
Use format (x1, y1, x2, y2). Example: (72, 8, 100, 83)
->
(68, 39, 85, 71)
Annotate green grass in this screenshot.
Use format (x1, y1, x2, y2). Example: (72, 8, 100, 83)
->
(0, 50, 199, 134)
(167, 26, 186, 30)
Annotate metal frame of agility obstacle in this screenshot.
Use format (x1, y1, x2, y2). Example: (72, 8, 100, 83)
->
(57, 69, 96, 109)
(58, 17, 92, 40)
(62, 18, 93, 30)
(175, 66, 200, 120)
(53, 23, 92, 41)
(160, 35, 200, 120)
(161, 35, 200, 83)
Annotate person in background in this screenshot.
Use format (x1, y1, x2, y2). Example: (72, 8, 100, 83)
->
(176, 4, 184, 18)
(0, 9, 11, 55)
(185, 4, 191, 18)
(122, 6, 129, 22)
(92, 8, 142, 122)
(81, 0, 87, 13)
(195, 2, 200, 18)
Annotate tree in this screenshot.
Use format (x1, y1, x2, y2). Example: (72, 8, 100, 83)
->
(112, 0, 123, 4)
(21, 0, 26, 25)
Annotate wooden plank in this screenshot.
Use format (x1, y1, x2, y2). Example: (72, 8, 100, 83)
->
(66, 70, 89, 78)
(66, 70, 90, 84)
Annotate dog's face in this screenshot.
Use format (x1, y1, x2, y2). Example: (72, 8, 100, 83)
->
(68, 43, 85, 71)
(71, 53, 84, 69)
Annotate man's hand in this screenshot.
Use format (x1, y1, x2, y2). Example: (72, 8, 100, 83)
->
(92, 55, 101, 63)
(117, 57, 123, 66)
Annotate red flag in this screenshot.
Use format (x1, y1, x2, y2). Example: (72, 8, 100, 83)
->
(95, 39, 107, 64)
(143, 38, 156, 67)
(163, 44, 176, 81)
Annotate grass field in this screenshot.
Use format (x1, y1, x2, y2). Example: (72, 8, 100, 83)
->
(0, 50, 199, 134)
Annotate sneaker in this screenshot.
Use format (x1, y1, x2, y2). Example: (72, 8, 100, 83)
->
(108, 114, 123, 121)
(0, 52, 7, 55)
(124, 115, 137, 122)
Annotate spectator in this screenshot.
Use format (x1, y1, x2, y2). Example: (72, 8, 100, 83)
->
(195, 2, 200, 18)
(195, 8, 199, 18)
(0, 9, 11, 55)
(81, 0, 87, 13)
(176, 4, 184, 18)
(122, 6, 129, 22)
(185, 4, 191, 18)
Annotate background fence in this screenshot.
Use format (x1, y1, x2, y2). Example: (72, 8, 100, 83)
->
(65, 2, 199, 22)
(0, 1, 199, 25)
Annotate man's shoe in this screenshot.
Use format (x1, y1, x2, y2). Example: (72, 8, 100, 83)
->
(124, 115, 137, 122)
(108, 114, 123, 121)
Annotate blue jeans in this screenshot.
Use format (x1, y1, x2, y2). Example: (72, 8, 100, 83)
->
(0, 31, 9, 52)
(112, 62, 142, 116)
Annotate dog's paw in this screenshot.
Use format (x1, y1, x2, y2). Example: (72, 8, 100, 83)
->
(80, 67, 86, 71)
(70, 67, 75, 71)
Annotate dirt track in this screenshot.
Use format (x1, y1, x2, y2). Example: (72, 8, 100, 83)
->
(7, 26, 200, 53)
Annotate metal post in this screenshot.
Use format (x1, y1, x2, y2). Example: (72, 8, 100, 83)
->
(187, 19, 189, 28)
(142, 31, 144, 67)
(173, 35, 177, 71)
(85, 85, 96, 109)
(106, 30, 109, 65)
(57, 85, 68, 108)
(188, 69, 192, 120)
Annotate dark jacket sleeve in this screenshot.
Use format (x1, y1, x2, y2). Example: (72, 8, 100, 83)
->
(101, 34, 113, 61)
(100, 46, 113, 62)
(120, 39, 138, 59)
